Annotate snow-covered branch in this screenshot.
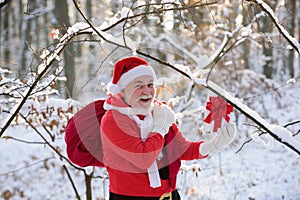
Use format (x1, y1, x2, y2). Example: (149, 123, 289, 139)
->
(0, 25, 93, 137)
(3, 0, 299, 158)
(135, 51, 300, 154)
(18, 112, 86, 199)
(237, 119, 300, 152)
(245, 0, 300, 54)
(0, 0, 9, 9)
(206, 80, 300, 155)
(0, 157, 55, 177)
(98, 1, 218, 32)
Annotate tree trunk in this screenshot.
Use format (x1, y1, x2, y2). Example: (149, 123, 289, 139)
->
(286, 0, 296, 78)
(261, 0, 277, 79)
(299, 1, 300, 73)
(85, 171, 94, 200)
(242, 3, 254, 69)
(187, 0, 205, 40)
(43, 0, 50, 48)
(86, 0, 95, 77)
(54, 0, 76, 98)
(86, 0, 92, 28)
(0, 3, 2, 64)
(2, 1, 10, 64)
(19, 0, 38, 78)
(111, 0, 119, 14)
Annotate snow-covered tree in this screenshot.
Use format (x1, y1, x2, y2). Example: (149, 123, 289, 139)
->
(0, 0, 299, 199)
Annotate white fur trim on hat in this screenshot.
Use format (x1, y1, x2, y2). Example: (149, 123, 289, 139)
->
(109, 65, 156, 94)
(108, 83, 122, 95)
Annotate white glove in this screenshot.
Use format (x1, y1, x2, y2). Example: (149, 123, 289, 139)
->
(152, 103, 176, 137)
(199, 123, 236, 156)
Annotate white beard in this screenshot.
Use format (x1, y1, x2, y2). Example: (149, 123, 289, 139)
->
(132, 103, 153, 115)
(131, 95, 154, 115)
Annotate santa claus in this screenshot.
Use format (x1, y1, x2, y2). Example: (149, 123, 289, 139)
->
(100, 56, 236, 200)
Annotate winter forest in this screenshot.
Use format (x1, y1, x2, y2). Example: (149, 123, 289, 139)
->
(0, 0, 300, 199)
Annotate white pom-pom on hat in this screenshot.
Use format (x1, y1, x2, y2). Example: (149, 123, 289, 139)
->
(108, 83, 122, 95)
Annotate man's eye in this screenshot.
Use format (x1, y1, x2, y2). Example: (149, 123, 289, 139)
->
(148, 83, 153, 87)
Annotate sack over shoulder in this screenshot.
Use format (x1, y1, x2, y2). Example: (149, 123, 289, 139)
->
(65, 99, 106, 167)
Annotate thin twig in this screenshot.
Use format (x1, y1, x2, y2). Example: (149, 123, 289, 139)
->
(73, 1, 300, 154)
(0, 157, 55, 177)
(235, 131, 267, 153)
(63, 164, 81, 200)
(100, 1, 218, 32)
(283, 120, 300, 128)
(236, 120, 300, 153)
(1, 136, 46, 144)
(0, 0, 10, 9)
(18, 113, 84, 171)
(0, 30, 81, 137)
(244, 0, 300, 54)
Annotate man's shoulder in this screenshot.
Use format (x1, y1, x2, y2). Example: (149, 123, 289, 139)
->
(102, 109, 133, 127)
(103, 109, 130, 118)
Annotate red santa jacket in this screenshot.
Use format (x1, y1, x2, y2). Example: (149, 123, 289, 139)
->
(100, 94, 207, 197)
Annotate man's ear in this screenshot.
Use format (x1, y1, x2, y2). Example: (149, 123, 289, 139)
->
(119, 90, 128, 105)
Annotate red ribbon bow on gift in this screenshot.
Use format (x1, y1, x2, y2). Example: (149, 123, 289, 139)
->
(204, 96, 234, 132)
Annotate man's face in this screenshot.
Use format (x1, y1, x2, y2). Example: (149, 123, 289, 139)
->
(121, 75, 155, 112)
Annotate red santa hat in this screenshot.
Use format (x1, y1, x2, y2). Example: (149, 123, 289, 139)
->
(108, 56, 157, 94)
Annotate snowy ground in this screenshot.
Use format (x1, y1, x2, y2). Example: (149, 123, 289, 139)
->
(178, 143, 300, 200)
(1, 83, 300, 200)
(1, 125, 299, 200)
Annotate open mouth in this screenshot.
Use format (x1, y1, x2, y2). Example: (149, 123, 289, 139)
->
(139, 95, 153, 103)
(140, 98, 151, 103)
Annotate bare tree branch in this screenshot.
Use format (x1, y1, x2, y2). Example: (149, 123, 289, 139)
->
(0, 28, 91, 137)
(99, 1, 218, 32)
(63, 164, 81, 200)
(2, 0, 298, 158)
(1, 136, 46, 144)
(236, 120, 300, 153)
(0, 0, 10, 9)
(245, 0, 300, 54)
(137, 52, 300, 155)
(17, 112, 107, 199)
(0, 157, 55, 177)
(18, 113, 84, 171)
(70, 1, 300, 155)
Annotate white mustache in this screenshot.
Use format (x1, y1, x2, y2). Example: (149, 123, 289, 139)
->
(138, 95, 153, 100)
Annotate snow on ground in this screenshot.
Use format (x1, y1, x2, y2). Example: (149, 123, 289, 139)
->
(0, 83, 300, 200)
(178, 143, 300, 200)
(1, 125, 299, 200)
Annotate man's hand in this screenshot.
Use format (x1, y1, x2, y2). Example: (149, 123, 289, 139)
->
(199, 123, 236, 156)
(152, 103, 175, 137)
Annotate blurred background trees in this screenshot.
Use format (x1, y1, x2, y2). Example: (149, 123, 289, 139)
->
(0, 1, 299, 199)
(1, 0, 299, 149)
(1, 0, 298, 100)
